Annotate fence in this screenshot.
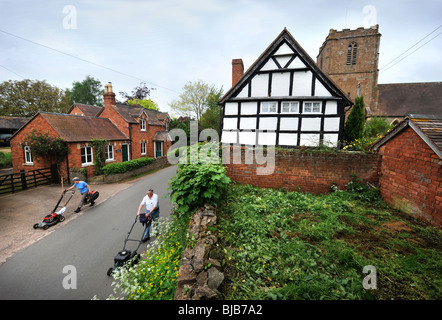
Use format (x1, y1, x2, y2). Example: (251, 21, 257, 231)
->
(0, 164, 59, 195)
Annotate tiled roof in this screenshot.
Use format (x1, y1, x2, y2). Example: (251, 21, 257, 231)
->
(40, 112, 129, 142)
(0, 116, 30, 130)
(372, 114, 442, 159)
(113, 104, 169, 126)
(69, 103, 103, 117)
(376, 82, 442, 117)
(153, 131, 171, 142)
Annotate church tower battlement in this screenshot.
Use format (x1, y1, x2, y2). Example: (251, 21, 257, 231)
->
(317, 25, 381, 115)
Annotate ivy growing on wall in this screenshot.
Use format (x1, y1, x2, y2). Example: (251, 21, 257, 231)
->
(22, 129, 68, 163)
(90, 138, 109, 175)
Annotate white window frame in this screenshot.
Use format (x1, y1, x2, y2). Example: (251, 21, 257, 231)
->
(140, 119, 146, 131)
(105, 145, 114, 162)
(303, 101, 322, 113)
(141, 142, 146, 155)
(261, 102, 277, 113)
(24, 145, 33, 164)
(281, 101, 299, 113)
(81, 146, 93, 166)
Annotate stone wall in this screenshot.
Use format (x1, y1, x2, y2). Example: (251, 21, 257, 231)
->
(174, 204, 225, 300)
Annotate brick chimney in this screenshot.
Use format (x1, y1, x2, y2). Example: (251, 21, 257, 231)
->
(103, 82, 116, 108)
(232, 59, 244, 87)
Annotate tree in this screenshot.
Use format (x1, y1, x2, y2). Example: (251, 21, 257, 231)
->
(68, 75, 103, 106)
(344, 95, 366, 143)
(170, 80, 217, 122)
(0, 79, 71, 117)
(119, 82, 151, 102)
(200, 86, 223, 134)
(126, 98, 159, 111)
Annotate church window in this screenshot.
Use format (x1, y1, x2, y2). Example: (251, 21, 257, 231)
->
(347, 43, 358, 65)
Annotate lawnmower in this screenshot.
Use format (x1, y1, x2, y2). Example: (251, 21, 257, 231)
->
(33, 190, 75, 230)
(84, 190, 99, 206)
(107, 216, 148, 276)
(107, 215, 146, 276)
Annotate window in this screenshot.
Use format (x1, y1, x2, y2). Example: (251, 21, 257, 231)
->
(24, 146, 33, 164)
(282, 101, 299, 113)
(261, 102, 277, 113)
(347, 43, 357, 65)
(140, 119, 146, 131)
(303, 102, 321, 113)
(105, 145, 114, 161)
(141, 142, 146, 155)
(81, 146, 93, 166)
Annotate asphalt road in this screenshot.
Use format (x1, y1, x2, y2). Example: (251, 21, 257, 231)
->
(0, 165, 177, 300)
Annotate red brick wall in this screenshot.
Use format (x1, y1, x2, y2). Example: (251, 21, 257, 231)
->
(224, 146, 381, 194)
(10, 114, 63, 174)
(378, 127, 442, 227)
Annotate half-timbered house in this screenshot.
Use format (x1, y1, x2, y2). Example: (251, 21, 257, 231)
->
(219, 28, 353, 147)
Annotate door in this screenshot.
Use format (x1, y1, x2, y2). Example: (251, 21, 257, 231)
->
(155, 141, 163, 158)
(122, 144, 129, 162)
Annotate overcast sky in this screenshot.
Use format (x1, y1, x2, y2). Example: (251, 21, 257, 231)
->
(0, 0, 441, 116)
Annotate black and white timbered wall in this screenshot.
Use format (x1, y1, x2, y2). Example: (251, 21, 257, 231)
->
(220, 29, 352, 148)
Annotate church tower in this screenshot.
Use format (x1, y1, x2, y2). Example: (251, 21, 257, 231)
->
(317, 25, 381, 115)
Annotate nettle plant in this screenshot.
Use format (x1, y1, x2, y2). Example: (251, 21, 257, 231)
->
(168, 142, 231, 216)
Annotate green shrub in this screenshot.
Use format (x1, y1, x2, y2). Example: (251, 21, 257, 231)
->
(0, 151, 12, 168)
(103, 157, 154, 175)
(169, 163, 230, 216)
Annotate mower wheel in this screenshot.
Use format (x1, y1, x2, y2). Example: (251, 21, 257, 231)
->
(33, 224, 39, 229)
(59, 215, 65, 222)
(42, 225, 49, 230)
(107, 267, 114, 276)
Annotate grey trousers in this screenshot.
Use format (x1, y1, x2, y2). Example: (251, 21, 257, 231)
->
(77, 192, 88, 208)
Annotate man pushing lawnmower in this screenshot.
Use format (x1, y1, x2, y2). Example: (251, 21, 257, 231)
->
(65, 177, 99, 213)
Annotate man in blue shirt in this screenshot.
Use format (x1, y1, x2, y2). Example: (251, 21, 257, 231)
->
(65, 177, 92, 213)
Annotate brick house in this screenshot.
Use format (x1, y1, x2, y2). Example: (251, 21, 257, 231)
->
(372, 114, 442, 227)
(9, 83, 171, 180)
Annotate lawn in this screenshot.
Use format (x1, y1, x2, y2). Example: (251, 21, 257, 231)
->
(216, 182, 442, 300)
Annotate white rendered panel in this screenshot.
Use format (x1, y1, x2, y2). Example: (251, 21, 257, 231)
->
(240, 117, 257, 130)
(280, 117, 299, 130)
(225, 103, 238, 115)
(301, 117, 321, 131)
(271, 72, 290, 96)
(223, 117, 237, 130)
(236, 84, 249, 98)
(278, 133, 297, 146)
(222, 131, 237, 144)
(261, 59, 278, 71)
(300, 134, 320, 146)
(251, 73, 269, 97)
(258, 132, 276, 145)
(275, 56, 292, 68)
(325, 101, 337, 114)
(241, 102, 257, 115)
(323, 134, 339, 147)
(259, 117, 278, 130)
(290, 56, 307, 68)
(324, 117, 340, 131)
(292, 71, 312, 96)
(315, 80, 333, 97)
(274, 43, 294, 55)
(239, 131, 256, 145)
